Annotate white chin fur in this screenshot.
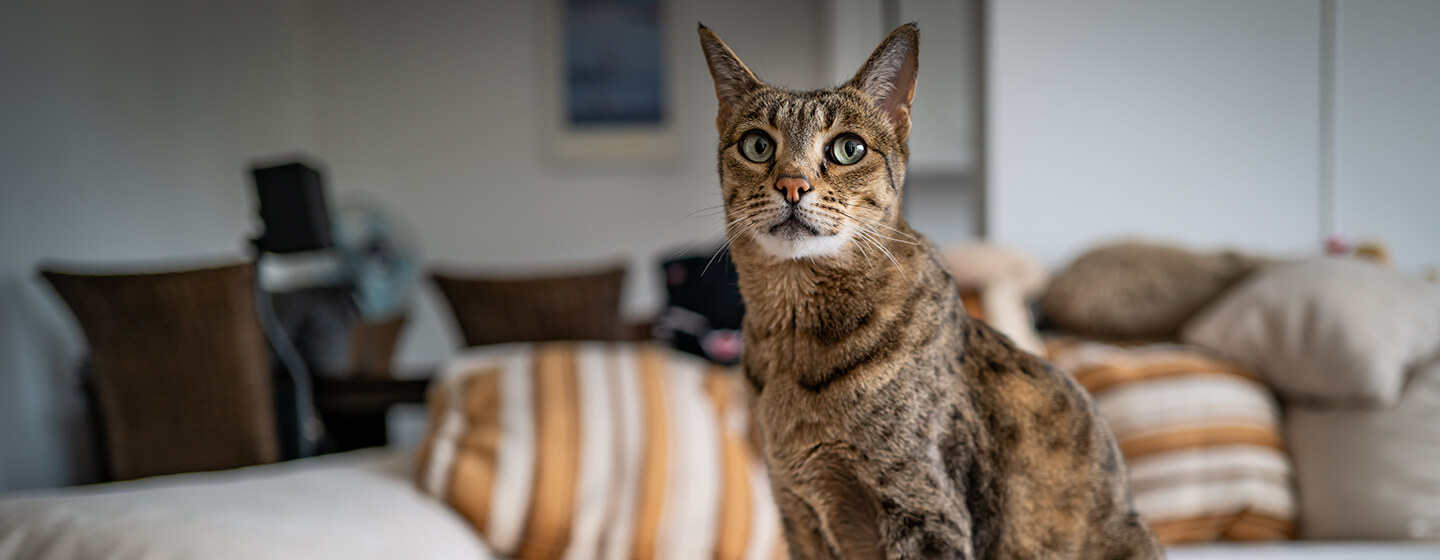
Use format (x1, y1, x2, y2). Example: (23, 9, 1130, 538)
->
(754, 229, 852, 260)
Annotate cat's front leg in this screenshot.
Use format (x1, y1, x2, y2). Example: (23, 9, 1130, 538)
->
(869, 466, 975, 560)
(878, 507, 974, 560)
(775, 487, 840, 560)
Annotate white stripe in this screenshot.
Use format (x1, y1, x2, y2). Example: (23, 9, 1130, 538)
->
(1132, 475, 1296, 521)
(423, 345, 528, 496)
(601, 346, 645, 560)
(1127, 445, 1293, 485)
(1129, 446, 1295, 521)
(564, 343, 616, 560)
(657, 355, 722, 559)
(745, 461, 782, 560)
(422, 374, 469, 497)
(485, 348, 536, 555)
(1095, 375, 1279, 437)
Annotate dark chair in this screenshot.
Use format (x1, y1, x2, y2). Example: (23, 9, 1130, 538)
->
(431, 263, 627, 347)
(41, 261, 281, 480)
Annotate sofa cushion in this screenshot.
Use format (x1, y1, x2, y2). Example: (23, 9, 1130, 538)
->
(1040, 241, 1265, 341)
(1181, 259, 1440, 407)
(1048, 339, 1297, 545)
(415, 342, 782, 560)
(430, 264, 627, 348)
(1285, 359, 1440, 539)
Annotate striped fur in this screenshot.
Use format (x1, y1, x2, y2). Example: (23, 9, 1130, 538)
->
(700, 24, 1160, 559)
(417, 342, 784, 560)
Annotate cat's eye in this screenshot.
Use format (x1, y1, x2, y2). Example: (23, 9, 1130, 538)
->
(740, 130, 775, 163)
(828, 133, 867, 165)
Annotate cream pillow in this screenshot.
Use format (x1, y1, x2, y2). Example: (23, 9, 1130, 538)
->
(1180, 259, 1440, 407)
(1286, 359, 1440, 539)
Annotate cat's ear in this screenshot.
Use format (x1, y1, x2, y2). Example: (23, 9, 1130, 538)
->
(698, 23, 761, 130)
(847, 23, 919, 138)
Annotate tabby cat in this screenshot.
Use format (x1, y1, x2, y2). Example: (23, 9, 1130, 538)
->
(698, 23, 1162, 559)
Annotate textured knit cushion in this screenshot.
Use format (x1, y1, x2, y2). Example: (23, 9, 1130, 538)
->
(1047, 339, 1296, 545)
(416, 342, 783, 560)
(1041, 242, 1265, 341)
(1181, 259, 1440, 407)
(431, 265, 626, 347)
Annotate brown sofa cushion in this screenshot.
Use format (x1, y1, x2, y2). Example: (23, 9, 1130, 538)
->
(41, 261, 280, 480)
(431, 264, 626, 347)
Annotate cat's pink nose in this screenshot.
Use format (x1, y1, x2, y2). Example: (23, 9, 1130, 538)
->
(775, 176, 813, 204)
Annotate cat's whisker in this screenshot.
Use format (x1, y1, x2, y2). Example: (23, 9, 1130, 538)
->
(829, 204, 922, 243)
(671, 211, 757, 257)
(682, 204, 727, 219)
(825, 205, 922, 245)
(852, 227, 908, 280)
(704, 214, 765, 276)
(858, 223, 921, 246)
(851, 232, 875, 268)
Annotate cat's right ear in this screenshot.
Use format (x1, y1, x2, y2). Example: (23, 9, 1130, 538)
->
(698, 24, 761, 131)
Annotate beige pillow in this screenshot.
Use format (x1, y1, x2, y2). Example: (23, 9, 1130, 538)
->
(1286, 359, 1440, 539)
(1181, 259, 1440, 407)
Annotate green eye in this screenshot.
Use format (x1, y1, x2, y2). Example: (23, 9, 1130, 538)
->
(828, 133, 867, 165)
(740, 130, 774, 163)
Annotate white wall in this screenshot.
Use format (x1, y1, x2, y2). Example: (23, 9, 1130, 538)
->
(986, 0, 1325, 266)
(0, 0, 313, 490)
(825, 0, 982, 176)
(1333, 0, 1440, 272)
(307, 0, 828, 369)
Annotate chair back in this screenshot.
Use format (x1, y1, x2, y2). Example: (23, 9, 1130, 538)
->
(42, 262, 280, 480)
(431, 264, 626, 347)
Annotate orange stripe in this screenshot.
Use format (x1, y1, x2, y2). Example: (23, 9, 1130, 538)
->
(1147, 510, 1293, 545)
(414, 379, 450, 487)
(447, 371, 502, 534)
(706, 369, 752, 560)
(1119, 425, 1283, 461)
(959, 290, 987, 322)
(517, 343, 582, 560)
(1224, 509, 1295, 541)
(632, 346, 672, 560)
(1073, 358, 1260, 394)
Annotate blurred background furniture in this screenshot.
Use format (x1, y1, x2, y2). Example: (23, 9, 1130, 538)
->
(431, 264, 627, 347)
(41, 262, 281, 481)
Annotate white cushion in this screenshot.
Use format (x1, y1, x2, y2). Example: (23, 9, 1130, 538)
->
(1285, 359, 1440, 539)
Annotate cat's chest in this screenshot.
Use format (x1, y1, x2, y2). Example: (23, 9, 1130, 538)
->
(752, 355, 960, 466)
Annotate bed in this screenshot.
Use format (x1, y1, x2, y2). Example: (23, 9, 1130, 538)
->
(3, 444, 1438, 559)
(0, 448, 493, 560)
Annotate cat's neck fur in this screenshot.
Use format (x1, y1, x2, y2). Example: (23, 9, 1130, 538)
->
(727, 215, 954, 371)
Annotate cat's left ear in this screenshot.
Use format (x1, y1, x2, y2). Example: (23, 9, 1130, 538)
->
(698, 23, 761, 131)
(847, 23, 919, 139)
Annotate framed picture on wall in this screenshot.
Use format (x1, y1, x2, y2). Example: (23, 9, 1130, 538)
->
(545, 0, 678, 163)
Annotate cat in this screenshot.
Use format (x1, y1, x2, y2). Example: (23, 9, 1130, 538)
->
(697, 23, 1162, 559)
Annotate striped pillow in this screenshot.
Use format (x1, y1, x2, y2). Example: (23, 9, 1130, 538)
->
(1046, 339, 1297, 545)
(416, 342, 784, 560)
